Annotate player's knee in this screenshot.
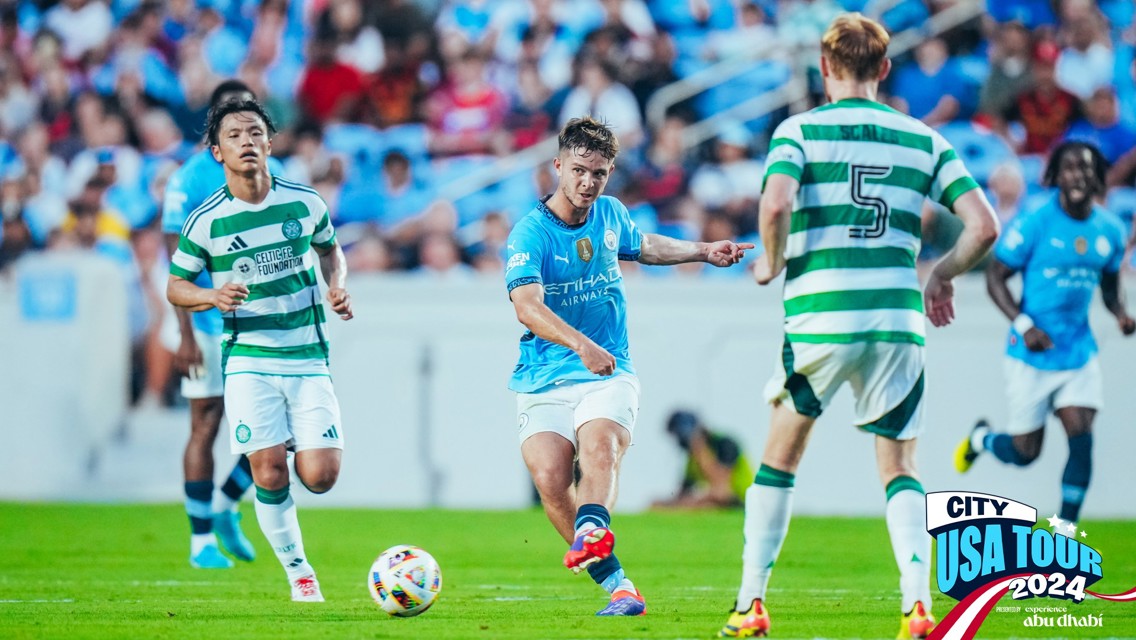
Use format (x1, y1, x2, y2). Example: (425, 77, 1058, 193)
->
(530, 466, 572, 497)
(299, 461, 340, 494)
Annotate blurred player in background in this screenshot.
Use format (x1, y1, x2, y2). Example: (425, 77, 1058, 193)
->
(955, 141, 1134, 524)
(505, 116, 753, 616)
(162, 80, 283, 569)
(652, 409, 753, 508)
(168, 98, 352, 601)
(721, 14, 998, 639)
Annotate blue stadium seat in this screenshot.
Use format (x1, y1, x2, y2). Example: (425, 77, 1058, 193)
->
(323, 123, 388, 185)
(936, 122, 1015, 187)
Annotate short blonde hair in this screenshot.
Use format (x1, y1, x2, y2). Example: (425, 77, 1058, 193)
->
(821, 13, 890, 81)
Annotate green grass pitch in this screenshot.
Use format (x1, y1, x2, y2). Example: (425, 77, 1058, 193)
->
(3, 504, 1135, 639)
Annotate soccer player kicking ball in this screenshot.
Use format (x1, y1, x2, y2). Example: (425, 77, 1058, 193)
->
(505, 116, 753, 616)
(955, 141, 1134, 524)
(167, 99, 353, 602)
(720, 14, 998, 639)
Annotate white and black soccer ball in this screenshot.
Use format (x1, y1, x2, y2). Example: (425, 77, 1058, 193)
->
(367, 545, 442, 617)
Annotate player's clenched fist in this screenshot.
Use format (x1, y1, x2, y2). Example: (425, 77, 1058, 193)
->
(211, 282, 249, 312)
(578, 340, 616, 376)
(327, 288, 353, 320)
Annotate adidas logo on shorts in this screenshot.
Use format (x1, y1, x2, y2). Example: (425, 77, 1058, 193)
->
(322, 425, 339, 440)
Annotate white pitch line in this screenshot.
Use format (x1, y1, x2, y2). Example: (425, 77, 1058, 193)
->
(0, 599, 75, 604)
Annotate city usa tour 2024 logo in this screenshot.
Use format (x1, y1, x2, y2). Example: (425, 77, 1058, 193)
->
(925, 491, 1136, 640)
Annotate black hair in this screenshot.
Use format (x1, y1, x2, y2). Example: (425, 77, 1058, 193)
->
(208, 79, 254, 109)
(204, 98, 277, 146)
(558, 116, 619, 160)
(1043, 141, 1109, 192)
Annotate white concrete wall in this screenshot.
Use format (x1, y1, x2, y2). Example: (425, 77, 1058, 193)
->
(3, 258, 1135, 517)
(0, 252, 130, 498)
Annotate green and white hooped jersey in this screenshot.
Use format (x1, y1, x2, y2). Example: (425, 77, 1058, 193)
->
(170, 177, 337, 376)
(764, 98, 979, 346)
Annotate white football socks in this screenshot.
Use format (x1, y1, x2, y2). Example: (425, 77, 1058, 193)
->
(254, 493, 314, 580)
(886, 489, 932, 613)
(736, 483, 793, 610)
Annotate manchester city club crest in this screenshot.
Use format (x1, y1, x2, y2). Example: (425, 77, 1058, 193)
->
(576, 237, 594, 262)
(604, 228, 617, 251)
(282, 218, 302, 240)
(1074, 236, 1088, 255)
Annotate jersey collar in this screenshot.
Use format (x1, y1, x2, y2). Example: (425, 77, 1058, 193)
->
(538, 196, 589, 230)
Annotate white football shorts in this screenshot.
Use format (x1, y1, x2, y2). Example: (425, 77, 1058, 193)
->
(224, 374, 344, 455)
(764, 339, 925, 440)
(159, 311, 224, 399)
(516, 374, 640, 447)
(1003, 356, 1102, 434)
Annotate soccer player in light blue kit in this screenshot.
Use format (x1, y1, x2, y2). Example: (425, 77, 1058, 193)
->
(162, 80, 285, 568)
(506, 116, 754, 616)
(955, 141, 1135, 524)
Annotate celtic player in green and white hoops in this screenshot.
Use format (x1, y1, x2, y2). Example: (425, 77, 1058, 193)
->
(168, 99, 353, 602)
(719, 14, 999, 639)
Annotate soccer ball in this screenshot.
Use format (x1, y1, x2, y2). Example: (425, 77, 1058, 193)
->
(367, 545, 442, 617)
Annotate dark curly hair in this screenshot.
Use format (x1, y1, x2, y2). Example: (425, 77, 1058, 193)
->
(203, 98, 277, 147)
(1043, 141, 1109, 195)
(558, 116, 620, 161)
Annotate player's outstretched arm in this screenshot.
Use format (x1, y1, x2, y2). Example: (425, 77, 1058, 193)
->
(314, 241, 353, 320)
(987, 258, 1052, 350)
(1100, 271, 1136, 335)
(509, 282, 616, 376)
(753, 173, 797, 285)
(167, 275, 248, 313)
(924, 189, 999, 327)
(636, 233, 754, 267)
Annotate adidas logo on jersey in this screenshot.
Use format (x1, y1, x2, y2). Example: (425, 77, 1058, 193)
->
(322, 425, 339, 440)
(227, 236, 250, 252)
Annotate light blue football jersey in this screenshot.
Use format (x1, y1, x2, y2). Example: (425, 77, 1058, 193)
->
(995, 196, 1126, 370)
(505, 196, 643, 392)
(162, 149, 284, 334)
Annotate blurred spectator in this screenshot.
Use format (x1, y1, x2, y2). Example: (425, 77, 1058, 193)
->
(503, 60, 553, 150)
(777, 0, 842, 47)
(1064, 86, 1136, 163)
(703, 2, 780, 62)
(0, 56, 37, 135)
(652, 410, 753, 509)
(199, 3, 248, 78)
(344, 229, 395, 273)
(986, 161, 1026, 225)
(282, 121, 333, 186)
(558, 54, 644, 149)
(362, 35, 428, 128)
(1055, 3, 1113, 100)
(0, 175, 31, 269)
(889, 37, 967, 127)
(16, 122, 67, 193)
(435, 0, 503, 58)
(464, 209, 511, 273)
(60, 177, 130, 243)
(20, 171, 68, 247)
(415, 231, 475, 278)
(43, 0, 114, 64)
(493, 0, 582, 92)
(636, 115, 690, 219)
(977, 21, 1033, 124)
(425, 49, 509, 157)
(688, 120, 762, 233)
(320, 0, 384, 75)
(1000, 41, 1080, 155)
(297, 31, 364, 124)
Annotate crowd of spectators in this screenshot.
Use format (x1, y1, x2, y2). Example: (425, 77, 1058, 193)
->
(2, 0, 1136, 404)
